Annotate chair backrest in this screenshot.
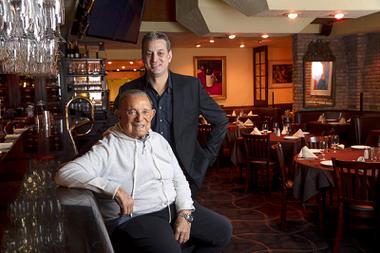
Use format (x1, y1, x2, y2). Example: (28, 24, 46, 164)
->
(306, 136, 327, 149)
(274, 143, 288, 190)
(242, 133, 270, 162)
(198, 124, 212, 146)
(332, 158, 380, 228)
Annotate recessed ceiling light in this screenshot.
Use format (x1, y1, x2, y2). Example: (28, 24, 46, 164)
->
(261, 34, 269, 39)
(107, 61, 112, 65)
(133, 68, 137, 71)
(334, 13, 344, 19)
(287, 13, 298, 19)
(129, 61, 134, 65)
(209, 39, 215, 43)
(121, 66, 125, 69)
(195, 44, 201, 48)
(116, 69, 120, 72)
(228, 34, 236, 39)
(240, 44, 245, 48)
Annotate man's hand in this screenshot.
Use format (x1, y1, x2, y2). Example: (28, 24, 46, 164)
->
(114, 187, 134, 215)
(174, 211, 192, 244)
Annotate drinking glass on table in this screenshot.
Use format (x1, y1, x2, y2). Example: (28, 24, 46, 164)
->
(262, 123, 269, 134)
(319, 140, 327, 160)
(272, 122, 279, 132)
(330, 135, 339, 152)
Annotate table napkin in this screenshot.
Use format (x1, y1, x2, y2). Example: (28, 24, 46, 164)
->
(13, 128, 29, 134)
(298, 146, 318, 159)
(250, 127, 262, 135)
(4, 134, 21, 140)
(0, 142, 13, 151)
(231, 110, 236, 116)
(292, 129, 305, 138)
(237, 121, 245, 128)
(244, 118, 253, 126)
(281, 126, 288, 135)
(357, 156, 365, 162)
(317, 114, 325, 123)
(337, 144, 345, 150)
(338, 117, 346, 124)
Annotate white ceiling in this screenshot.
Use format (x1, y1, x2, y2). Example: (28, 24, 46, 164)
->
(76, 0, 380, 50)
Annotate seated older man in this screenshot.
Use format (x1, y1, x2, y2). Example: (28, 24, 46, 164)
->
(55, 90, 232, 253)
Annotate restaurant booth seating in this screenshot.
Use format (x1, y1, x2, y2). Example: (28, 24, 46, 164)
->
(351, 116, 380, 145)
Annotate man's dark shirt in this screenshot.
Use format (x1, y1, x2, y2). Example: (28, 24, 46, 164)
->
(145, 75, 174, 146)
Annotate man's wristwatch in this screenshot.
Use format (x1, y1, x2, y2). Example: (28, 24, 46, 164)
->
(178, 213, 194, 224)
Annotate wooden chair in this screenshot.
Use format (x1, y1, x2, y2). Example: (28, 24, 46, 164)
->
(332, 159, 380, 253)
(306, 135, 329, 149)
(198, 124, 212, 146)
(242, 133, 276, 192)
(274, 142, 294, 229)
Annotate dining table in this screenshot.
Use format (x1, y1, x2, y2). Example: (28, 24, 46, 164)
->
(305, 121, 350, 144)
(227, 123, 304, 168)
(293, 146, 376, 202)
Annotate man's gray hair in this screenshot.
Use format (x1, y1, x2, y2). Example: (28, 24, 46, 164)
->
(142, 32, 171, 51)
(118, 89, 154, 108)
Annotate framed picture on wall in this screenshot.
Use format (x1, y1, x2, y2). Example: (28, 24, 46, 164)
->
(193, 56, 226, 99)
(269, 61, 293, 88)
(310, 61, 333, 96)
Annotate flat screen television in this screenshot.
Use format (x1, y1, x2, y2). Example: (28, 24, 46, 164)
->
(86, 0, 145, 43)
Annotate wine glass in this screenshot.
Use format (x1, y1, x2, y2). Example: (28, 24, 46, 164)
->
(262, 123, 269, 134)
(272, 122, 279, 132)
(331, 135, 339, 153)
(319, 140, 327, 160)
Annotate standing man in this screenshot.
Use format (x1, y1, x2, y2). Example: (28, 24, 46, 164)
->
(114, 32, 228, 196)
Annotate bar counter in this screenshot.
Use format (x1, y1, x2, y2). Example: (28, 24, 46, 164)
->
(0, 118, 113, 252)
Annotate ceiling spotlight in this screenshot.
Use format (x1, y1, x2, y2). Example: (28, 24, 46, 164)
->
(116, 69, 120, 72)
(228, 34, 236, 39)
(261, 34, 269, 39)
(209, 39, 215, 43)
(133, 68, 137, 71)
(195, 44, 201, 48)
(107, 61, 112, 65)
(121, 66, 126, 69)
(334, 13, 344, 19)
(240, 44, 245, 48)
(287, 13, 298, 19)
(129, 61, 134, 65)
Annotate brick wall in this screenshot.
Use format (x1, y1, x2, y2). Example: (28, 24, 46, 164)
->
(292, 32, 380, 112)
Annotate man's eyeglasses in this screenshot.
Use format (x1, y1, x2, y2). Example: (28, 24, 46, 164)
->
(126, 109, 153, 117)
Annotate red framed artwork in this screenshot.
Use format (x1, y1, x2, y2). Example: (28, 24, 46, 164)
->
(194, 56, 226, 99)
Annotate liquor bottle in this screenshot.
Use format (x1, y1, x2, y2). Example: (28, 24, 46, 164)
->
(67, 42, 73, 58)
(73, 41, 80, 58)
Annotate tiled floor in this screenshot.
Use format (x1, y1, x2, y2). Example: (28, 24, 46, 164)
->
(196, 166, 377, 253)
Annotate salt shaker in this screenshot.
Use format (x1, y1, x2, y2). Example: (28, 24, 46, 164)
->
(364, 148, 369, 160)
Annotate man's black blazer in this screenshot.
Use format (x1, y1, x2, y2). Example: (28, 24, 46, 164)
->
(114, 72, 228, 190)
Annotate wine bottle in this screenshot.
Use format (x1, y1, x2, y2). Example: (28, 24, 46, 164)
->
(74, 41, 80, 58)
